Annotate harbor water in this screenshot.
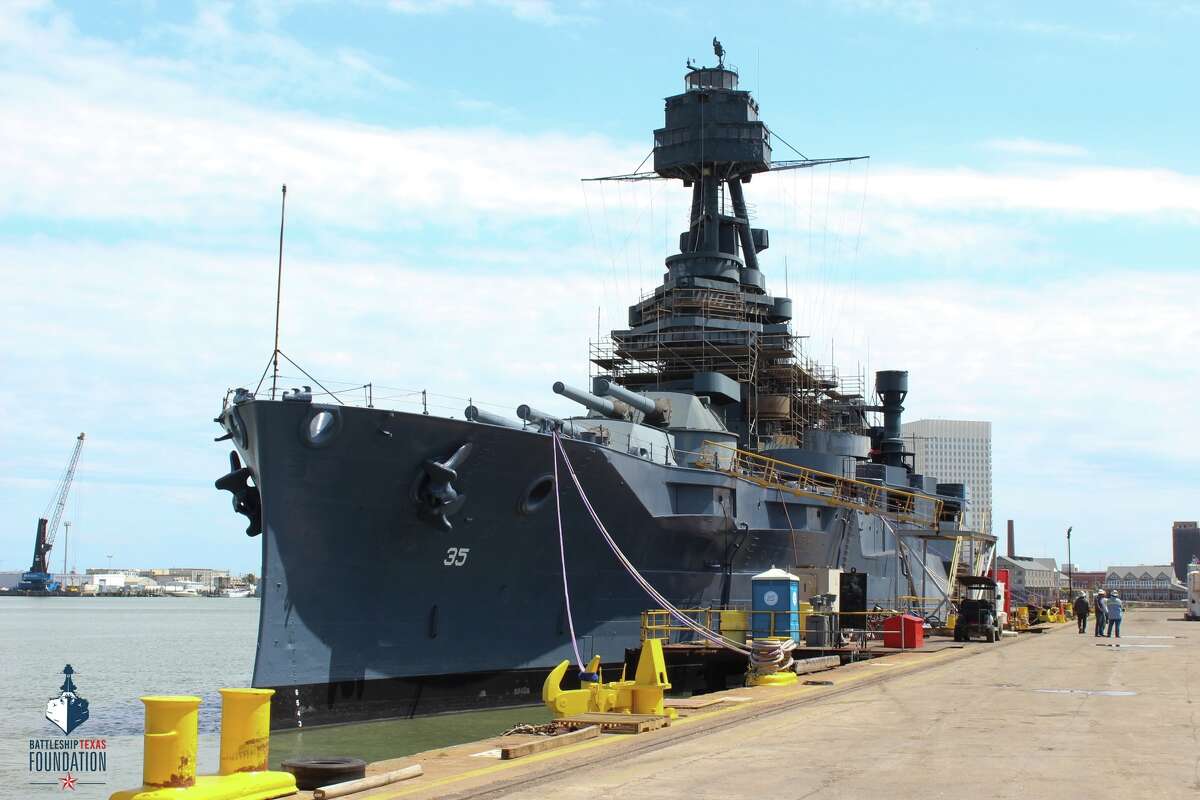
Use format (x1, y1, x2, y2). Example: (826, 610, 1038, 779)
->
(0, 597, 549, 798)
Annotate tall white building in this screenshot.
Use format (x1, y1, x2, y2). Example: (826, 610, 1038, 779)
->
(900, 419, 992, 535)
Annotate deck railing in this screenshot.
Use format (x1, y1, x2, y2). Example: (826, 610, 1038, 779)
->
(699, 441, 944, 528)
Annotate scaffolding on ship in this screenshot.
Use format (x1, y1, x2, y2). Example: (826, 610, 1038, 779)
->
(589, 282, 866, 451)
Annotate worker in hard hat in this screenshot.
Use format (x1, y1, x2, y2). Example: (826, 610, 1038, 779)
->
(1073, 592, 1090, 634)
(1105, 590, 1124, 638)
(1093, 589, 1108, 637)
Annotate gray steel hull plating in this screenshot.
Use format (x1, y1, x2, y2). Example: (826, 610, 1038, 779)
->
(228, 399, 947, 727)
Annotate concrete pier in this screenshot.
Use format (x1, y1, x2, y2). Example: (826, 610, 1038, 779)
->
(326, 609, 1197, 799)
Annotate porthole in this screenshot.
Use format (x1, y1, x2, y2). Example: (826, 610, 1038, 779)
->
(519, 474, 556, 515)
(301, 407, 341, 448)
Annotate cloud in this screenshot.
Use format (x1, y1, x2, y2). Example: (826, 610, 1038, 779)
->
(3, 239, 1196, 571)
(0, 6, 637, 236)
(839, 270, 1200, 562)
(1014, 20, 1133, 44)
(866, 165, 1200, 221)
(387, 0, 570, 25)
(984, 138, 1090, 159)
(1, 2, 1196, 574)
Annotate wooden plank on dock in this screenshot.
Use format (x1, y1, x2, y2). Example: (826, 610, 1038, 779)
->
(794, 655, 841, 675)
(557, 713, 671, 734)
(499, 725, 600, 760)
(664, 696, 726, 710)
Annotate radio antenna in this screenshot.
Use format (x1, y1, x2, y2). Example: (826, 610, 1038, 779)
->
(270, 184, 287, 400)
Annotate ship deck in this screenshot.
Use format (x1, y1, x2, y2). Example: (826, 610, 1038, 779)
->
(285, 608, 1197, 799)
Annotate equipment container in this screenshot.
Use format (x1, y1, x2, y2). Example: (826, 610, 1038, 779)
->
(882, 614, 924, 649)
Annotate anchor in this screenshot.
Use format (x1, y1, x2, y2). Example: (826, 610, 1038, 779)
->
(411, 443, 473, 531)
(215, 451, 262, 537)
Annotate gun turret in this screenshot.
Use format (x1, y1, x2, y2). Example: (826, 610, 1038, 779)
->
(593, 378, 670, 425)
(552, 381, 628, 419)
(516, 404, 563, 432)
(465, 405, 523, 429)
(592, 378, 656, 416)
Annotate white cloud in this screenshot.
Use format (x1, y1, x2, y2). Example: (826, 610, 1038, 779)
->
(0, 6, 637, 233)
(867, 165, 1200, 221)
(1, 2, 1196, 572)
(1014, 20, 1132, 44)
(387, 0, 570, 25)
(2, 231, 1196, 569)
(984, 138, 1090, 159)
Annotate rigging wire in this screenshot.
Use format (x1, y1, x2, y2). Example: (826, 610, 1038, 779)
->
(764, 125, 809, 162)
(277, 350, 344, 405)
(551, 431, 585, 670)
(597, 182, 623, 331)
(553, 432, 751, 655)
(579, 181, 608, 342)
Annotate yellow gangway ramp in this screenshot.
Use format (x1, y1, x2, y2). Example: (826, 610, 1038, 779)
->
(110, 689, 296, 800)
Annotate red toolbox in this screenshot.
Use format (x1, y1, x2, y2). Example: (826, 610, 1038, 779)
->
(882, 614, 924, 649)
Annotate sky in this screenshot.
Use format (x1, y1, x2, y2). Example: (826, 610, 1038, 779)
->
(0, 0, 1197, 576)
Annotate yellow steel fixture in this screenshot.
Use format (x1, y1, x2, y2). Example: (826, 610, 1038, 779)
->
(219, 688, 274, 775)
(110, 689, 298, 800)
(141, 696, 202, 789)
(630, 638, 671, 715)
(542, 641, 676, 719)
(542, 656, 602, 717)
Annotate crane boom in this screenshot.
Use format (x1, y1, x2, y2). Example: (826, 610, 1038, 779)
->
(43, 432, 86, 552)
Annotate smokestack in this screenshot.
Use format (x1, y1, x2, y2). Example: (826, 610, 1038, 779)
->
(1007, 519, 1015, 558)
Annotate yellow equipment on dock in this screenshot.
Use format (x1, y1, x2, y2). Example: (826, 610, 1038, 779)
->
(542, 639, 677, 719)
(109, 688, 296, 800)
(747, 637, 799, 687)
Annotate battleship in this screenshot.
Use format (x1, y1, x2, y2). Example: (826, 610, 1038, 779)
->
(215, 42, 991, 728)
(46, 664, 89, 735)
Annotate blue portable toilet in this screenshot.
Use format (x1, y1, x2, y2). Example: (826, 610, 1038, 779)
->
(751, 566, 801, 640)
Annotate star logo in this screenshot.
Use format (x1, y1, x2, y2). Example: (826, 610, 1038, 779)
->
(59, 772, 77, 791)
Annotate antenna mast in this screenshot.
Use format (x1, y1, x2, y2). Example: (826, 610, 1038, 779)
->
(271, 184, 287, 400)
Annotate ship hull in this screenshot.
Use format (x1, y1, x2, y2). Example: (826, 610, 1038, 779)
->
(228, 399, 948, 728)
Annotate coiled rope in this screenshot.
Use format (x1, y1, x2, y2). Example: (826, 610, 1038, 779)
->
(749, 637, 796, 677)
(552, 431, 751, 656)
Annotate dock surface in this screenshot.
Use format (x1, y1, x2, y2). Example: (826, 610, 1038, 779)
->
(324, 609, 1197, 799)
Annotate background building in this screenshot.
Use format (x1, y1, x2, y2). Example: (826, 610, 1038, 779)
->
(902, 419, 992, 534)
(1104, 565, 1186, 602)
(996, 555, 1060, 604)
(1172, 521, 1200, 582)
(1065, 570, 1107, 592)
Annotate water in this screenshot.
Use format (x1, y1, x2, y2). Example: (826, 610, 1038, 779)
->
(0, 597, 549, 799)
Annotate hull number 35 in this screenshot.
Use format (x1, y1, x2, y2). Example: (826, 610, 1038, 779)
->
(443, 547, 470, 567)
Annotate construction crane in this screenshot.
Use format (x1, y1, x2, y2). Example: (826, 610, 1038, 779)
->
(18, 433, 86, 593)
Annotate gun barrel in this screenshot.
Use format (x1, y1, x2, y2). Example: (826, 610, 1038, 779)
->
(516, 404, 562, 429)
(465, 405, 523, 429)
(552, 381, 620, 418)
(594, 378, 656, 416)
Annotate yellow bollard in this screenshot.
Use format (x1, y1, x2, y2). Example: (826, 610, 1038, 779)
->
(111, 690, 298, 800)
(219, 689, 274, 775)
(141, 696, 201, 789)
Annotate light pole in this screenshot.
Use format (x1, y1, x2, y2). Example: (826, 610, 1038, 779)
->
(1066, 526, 1073, 597)
(106, 554, 113, 572)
